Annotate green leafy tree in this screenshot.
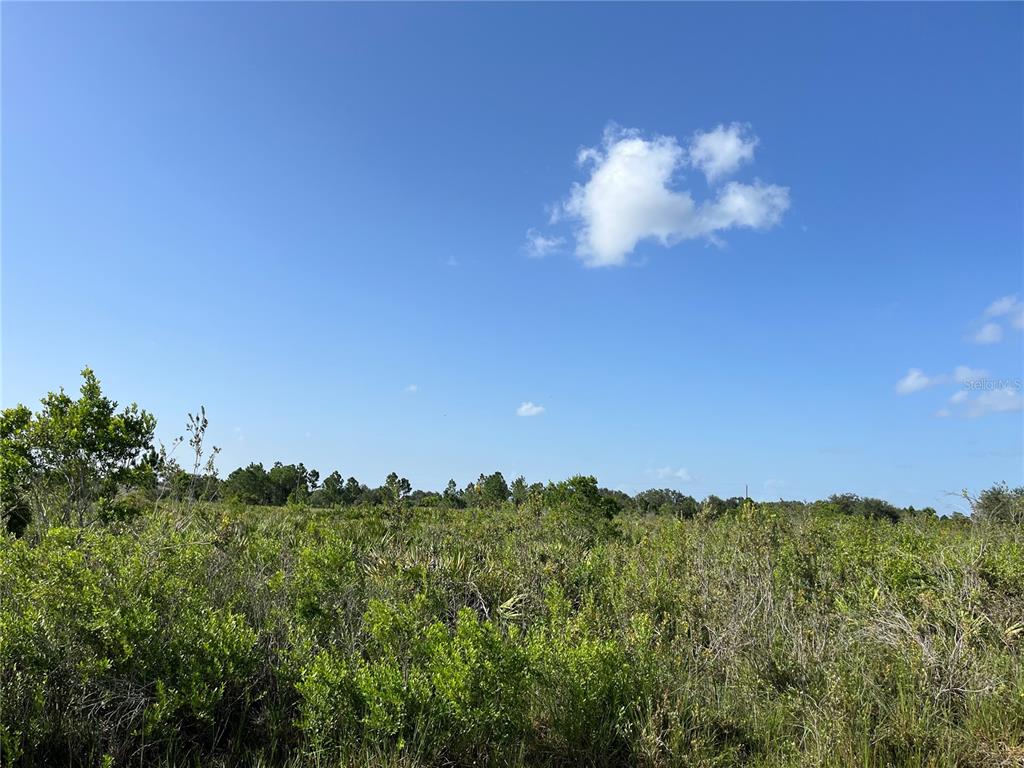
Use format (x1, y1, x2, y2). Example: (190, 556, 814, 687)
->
(356, 485, 385, 506)
(477, 471, 510, 507)
(443, 479, 466, 509)
(166, 467, 222, 502)
(222, 463, 272, 505)
(384, 472, 412, 506)
(635, 489, 699, 518)
(543, 475, 618, 519)
(342, 477, 364, 505)
(1, 405, 35, 535)
(825, 493, 900, 523)
(700, 495, 745, 517)
(510, 475, 529, 508)
(858, 497, 900, 523)
(597, 487, 630, 515)
(268, 462, 314, 505)
(462, 480, 481, 508)
(972, 482, 1024, 524)
(0, 368, 156, 528)
(407, 489, 443, 506)
(315, 470, 345, 506)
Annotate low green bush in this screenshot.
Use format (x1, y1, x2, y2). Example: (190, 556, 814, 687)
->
(1, 501, 1021, 767)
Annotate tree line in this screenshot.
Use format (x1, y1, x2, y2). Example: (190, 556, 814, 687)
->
(3, 368, 1021, 536)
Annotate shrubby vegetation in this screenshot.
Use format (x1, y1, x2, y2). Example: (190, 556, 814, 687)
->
(2, 371, 1022, 767)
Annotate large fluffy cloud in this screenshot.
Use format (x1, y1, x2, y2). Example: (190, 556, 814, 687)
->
(554, 126, 789, 267)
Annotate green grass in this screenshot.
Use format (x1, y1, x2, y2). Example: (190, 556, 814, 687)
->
(2, 501, 1022, 767)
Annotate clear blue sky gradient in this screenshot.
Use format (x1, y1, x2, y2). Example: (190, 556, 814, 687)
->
(3, 3, 1022, 511)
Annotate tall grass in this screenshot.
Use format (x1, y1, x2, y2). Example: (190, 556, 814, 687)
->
(1, 501, 1021, 766)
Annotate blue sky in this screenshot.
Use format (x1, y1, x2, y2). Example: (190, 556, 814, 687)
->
(3, 3, 1022, 512)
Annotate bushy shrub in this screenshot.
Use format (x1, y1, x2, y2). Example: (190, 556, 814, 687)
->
(3, 498, 1022, 767)
(0, 524, 257, 764)
(973, 482, 1024, 524)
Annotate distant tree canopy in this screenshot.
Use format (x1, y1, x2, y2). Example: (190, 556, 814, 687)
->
(634, 489, 700, 518)
(220, 462, 319, 506)
(311, 471, 363, 507)
(0, 368, 1013, 537)
(476, 471, 510, 507)
(221, 463, 271, 505)
(541, 475, 619, 519)
(443, 479, 465, 509)
(819, 493, 938, 523)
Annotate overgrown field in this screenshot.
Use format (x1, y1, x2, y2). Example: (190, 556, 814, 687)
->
(2, 500, 1022, 768)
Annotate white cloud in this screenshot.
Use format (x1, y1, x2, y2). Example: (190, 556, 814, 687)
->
(524, 229, 565, 258)
(896, 364, 988, 396)
(687, 123, 758, 183)
(984, 294, 1024, 330)
(649, 466, 693, 482)
(404, 384, 418, 394)
(698, 181, 790, 231)
(935, 408, 951, 418)
(973, 322, 1003, 345)
(937, 378, 1023, 418)
(952, 365, 987, 384)
(985, 295, 1017, 316)
(968, 295, 1023, 343)
(967, 387, 1023, 417)
(557, 125, 789, 267)
(516, 401, 544, 417)
(895, 369, 936, 395)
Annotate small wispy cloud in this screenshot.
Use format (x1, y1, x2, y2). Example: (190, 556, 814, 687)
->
(895, 369, 935, 395)
(648, 466, 693, 482)
(985, 294, 1024, 327)
(896, 365, 988, 395)
(523, 229, 565, 258)
(967, 387, 1023, 417)
(405, 384, 419, 394)
(972, 322, 1003, 345)
(516, 401, 545, 417)
(933, 379, 1022, 419)
(968, 294, 1023, 344)
(953, 365, 987, 383)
